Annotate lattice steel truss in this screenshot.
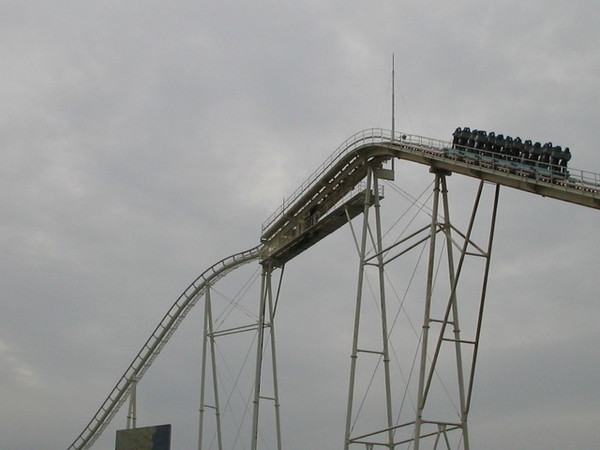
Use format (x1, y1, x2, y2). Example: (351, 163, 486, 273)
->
(343, 164, 499, 449)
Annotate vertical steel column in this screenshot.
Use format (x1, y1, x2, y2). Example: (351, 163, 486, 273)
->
(266, 270, 283, 450)
(344, 165, 395, 448)
(251, 266, 269, 450)
(197, 288, 209, 449)
(344, 167, 374, 449)
(414, 173, 443, 450)
(251, 264, 282, 450)
(126, 375, 137, 429)
(440, 176, 470, 450)
(198, 287, 223, 450)
(207, 288, 224, 449)
(372, 173, 395, 449)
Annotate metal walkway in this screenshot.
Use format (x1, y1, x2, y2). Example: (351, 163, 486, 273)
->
(260, 128, 599, 266)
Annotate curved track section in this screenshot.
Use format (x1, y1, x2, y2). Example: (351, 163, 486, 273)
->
(261, 129, 599, 266)
(262, 128, 599, 240)
(67, 246, 262, 450)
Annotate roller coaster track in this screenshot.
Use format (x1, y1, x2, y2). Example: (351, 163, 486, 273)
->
(67, 246, 261, 450)
(260, 128, 599, 265)
(263, 129, 599, 236)
(69, 128, 599, 449)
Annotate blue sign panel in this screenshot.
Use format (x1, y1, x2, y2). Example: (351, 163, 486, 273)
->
(115, 424, 171, 450)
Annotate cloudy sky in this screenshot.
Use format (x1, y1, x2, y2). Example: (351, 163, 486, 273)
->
(2, 1, 600, 449)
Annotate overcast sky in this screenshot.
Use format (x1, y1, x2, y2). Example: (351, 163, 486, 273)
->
(2, 1, 600, 449)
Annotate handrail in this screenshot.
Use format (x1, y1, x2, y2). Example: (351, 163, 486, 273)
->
(261, 128, 392, 233)
(261, 128, 600, 233)
(67, 245, 262, 450)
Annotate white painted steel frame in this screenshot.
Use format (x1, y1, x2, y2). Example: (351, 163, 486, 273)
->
(126, 376, 137, 429)
(198, 287, 224, 449)
(344, 166, 395, 449)
(344, 167, 500, 449)
(262, 129, 598, 240)
(412, 175, 500, 449)
(251, 263, 283, 450)
(197, 265, 283, 450)
(70, 127, 590, 449)
(67, 246, 261, 450)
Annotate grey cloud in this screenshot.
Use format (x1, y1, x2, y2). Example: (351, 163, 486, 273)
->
(1, 1, 599, 449)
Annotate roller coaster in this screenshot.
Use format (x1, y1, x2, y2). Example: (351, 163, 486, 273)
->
(452, 126, 572, 174)
(68, 128, 599, 450)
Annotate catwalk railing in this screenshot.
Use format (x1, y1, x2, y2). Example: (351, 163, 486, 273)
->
(261, 128, 600, 236)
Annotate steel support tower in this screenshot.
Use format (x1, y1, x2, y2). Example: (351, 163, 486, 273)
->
(68, 129, 599, 450)
(342, 164, 499, 449)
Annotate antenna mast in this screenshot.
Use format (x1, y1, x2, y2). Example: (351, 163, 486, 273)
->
(391, 54, 395, 141)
